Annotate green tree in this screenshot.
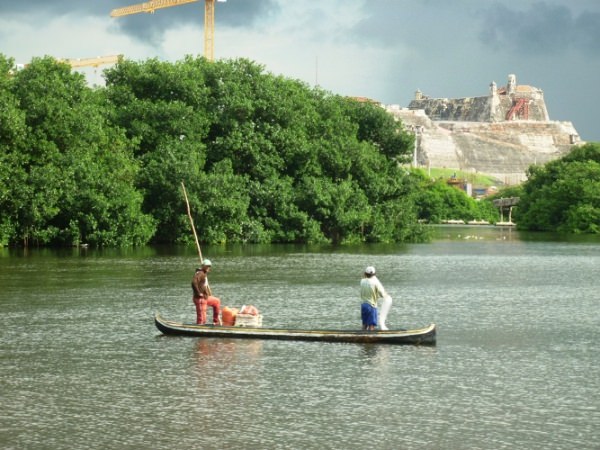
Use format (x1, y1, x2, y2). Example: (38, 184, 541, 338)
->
(413, 171, 499, 224)
(104, 56, 422, 245)
(185, 159, 257, 244)
(345, 99, 413, 162)
(248, 176, 324, 243)
(7, 56, 154, 246)
(518, 143, 600, 233)
(0, 56, 29, 245)
(104, 56, 211, 156)
(2, 54, 431, 247)
(104, 57, 214, 242)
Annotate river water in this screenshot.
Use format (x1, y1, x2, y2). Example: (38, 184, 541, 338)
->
(1, 226, 599, 449)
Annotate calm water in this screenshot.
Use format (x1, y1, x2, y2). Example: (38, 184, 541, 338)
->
(1, 226, 599, 449)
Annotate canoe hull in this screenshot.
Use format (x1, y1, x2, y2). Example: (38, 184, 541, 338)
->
(154, 313, 436, 345)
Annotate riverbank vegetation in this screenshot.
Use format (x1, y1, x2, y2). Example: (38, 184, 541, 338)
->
(0, 54, 532, 247)
(411, 171, 498, 224)
(427, 168, 500, 187)
(494, 143, 600, 234)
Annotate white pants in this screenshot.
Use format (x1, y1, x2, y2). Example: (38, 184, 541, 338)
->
(379, 295, 392, 330)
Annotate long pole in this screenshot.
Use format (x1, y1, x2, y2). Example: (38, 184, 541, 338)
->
(181, 182, 203, 264)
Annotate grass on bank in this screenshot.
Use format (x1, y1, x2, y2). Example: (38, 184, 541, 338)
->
(422, 168, 501, 187)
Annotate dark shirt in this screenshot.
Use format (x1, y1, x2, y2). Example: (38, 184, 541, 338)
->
(191, 269, 211, 299)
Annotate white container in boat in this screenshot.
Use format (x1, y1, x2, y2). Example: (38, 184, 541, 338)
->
(234, 314, 263, 327)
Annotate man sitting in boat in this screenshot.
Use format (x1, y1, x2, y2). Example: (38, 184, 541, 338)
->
(191, 259, 222, 326)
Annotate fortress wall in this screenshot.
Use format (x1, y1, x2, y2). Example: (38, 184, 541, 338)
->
(388, 73, 581, 184)
(409, 92, 550, 123)
(408, 96, 492, 122)
(448, 122, 570, 182)
(496, 93, 549, 122)
(388, 107, 581, 184)
(419, 127, 461, 169)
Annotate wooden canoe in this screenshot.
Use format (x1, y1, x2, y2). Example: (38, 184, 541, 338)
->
(154, 313, 436, 345)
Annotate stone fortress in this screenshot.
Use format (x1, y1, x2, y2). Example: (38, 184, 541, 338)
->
(386, 74, 583, 184)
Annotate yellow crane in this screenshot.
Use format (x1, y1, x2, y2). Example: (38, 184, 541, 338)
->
(59, 55, 122, 69)
(110, 0, 226, 62)
(11, 55, 122, 75)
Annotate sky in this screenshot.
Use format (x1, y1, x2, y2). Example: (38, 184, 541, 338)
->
(1, 0, 599, 141)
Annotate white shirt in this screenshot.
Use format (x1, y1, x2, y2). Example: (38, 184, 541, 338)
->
(360, 275, 387, 307)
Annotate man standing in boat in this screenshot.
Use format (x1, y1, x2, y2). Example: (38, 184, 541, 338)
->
(191, 259, 222, 326)
(360, 266, 392, 331)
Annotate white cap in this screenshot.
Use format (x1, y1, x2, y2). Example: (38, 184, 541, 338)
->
(365, 266, 376, 275)
(202, 259, 212, 267)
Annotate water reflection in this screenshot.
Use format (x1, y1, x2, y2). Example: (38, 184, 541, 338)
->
(358, 343, 391, 363)
(358, 343, 438, 366)
(194, 338, 263, 364)
(193, 338, 264, 392)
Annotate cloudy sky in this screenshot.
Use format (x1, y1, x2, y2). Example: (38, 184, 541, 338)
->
(2, 0, 599, 141)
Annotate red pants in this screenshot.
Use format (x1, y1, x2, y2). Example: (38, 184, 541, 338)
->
(193, 296, 221, 325)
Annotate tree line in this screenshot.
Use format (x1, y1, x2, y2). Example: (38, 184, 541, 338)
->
(496, 143, 600, 234)
(3, 54, 593, 248)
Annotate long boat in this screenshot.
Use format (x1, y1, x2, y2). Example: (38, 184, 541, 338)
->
(154, 313, 436, 345)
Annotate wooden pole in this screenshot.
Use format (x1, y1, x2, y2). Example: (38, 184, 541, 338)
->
(181, 182, 203, 264)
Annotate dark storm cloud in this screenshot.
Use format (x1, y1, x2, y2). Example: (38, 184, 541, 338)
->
(349, 0, 431, 46)
(348, 0, 483, 55)
(478, 2, 600, 55)
(110, 0, 279, 44)
(0, 0, 278, 44)
(0, 0, 109, 16)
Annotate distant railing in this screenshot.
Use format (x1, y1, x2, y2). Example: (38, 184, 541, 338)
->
(493, 197, 520, 208)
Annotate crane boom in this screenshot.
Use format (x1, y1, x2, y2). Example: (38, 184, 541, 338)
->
(60, 55, 122, 68)
(110, 0, 223, 62)
(110, 0, 199, 17)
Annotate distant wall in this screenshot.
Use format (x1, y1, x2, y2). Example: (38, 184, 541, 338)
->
(388, 107, 581, 184)
(408, 95, 493, 122)
(388, 74, 581, 184)
(408, 77, 549, 123)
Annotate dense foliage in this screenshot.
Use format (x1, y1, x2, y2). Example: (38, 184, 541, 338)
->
(3, 54, 535, 247)
(1, 55, 155, 247)
(412, 172, 499, 224)
(515, 143, 600, 233)
(9, 53, 596, 246)
(2, 54, 439, 247)
(102, 56, 426, 245)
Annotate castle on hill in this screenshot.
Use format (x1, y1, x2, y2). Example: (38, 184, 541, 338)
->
(387, 74, 582, 185)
